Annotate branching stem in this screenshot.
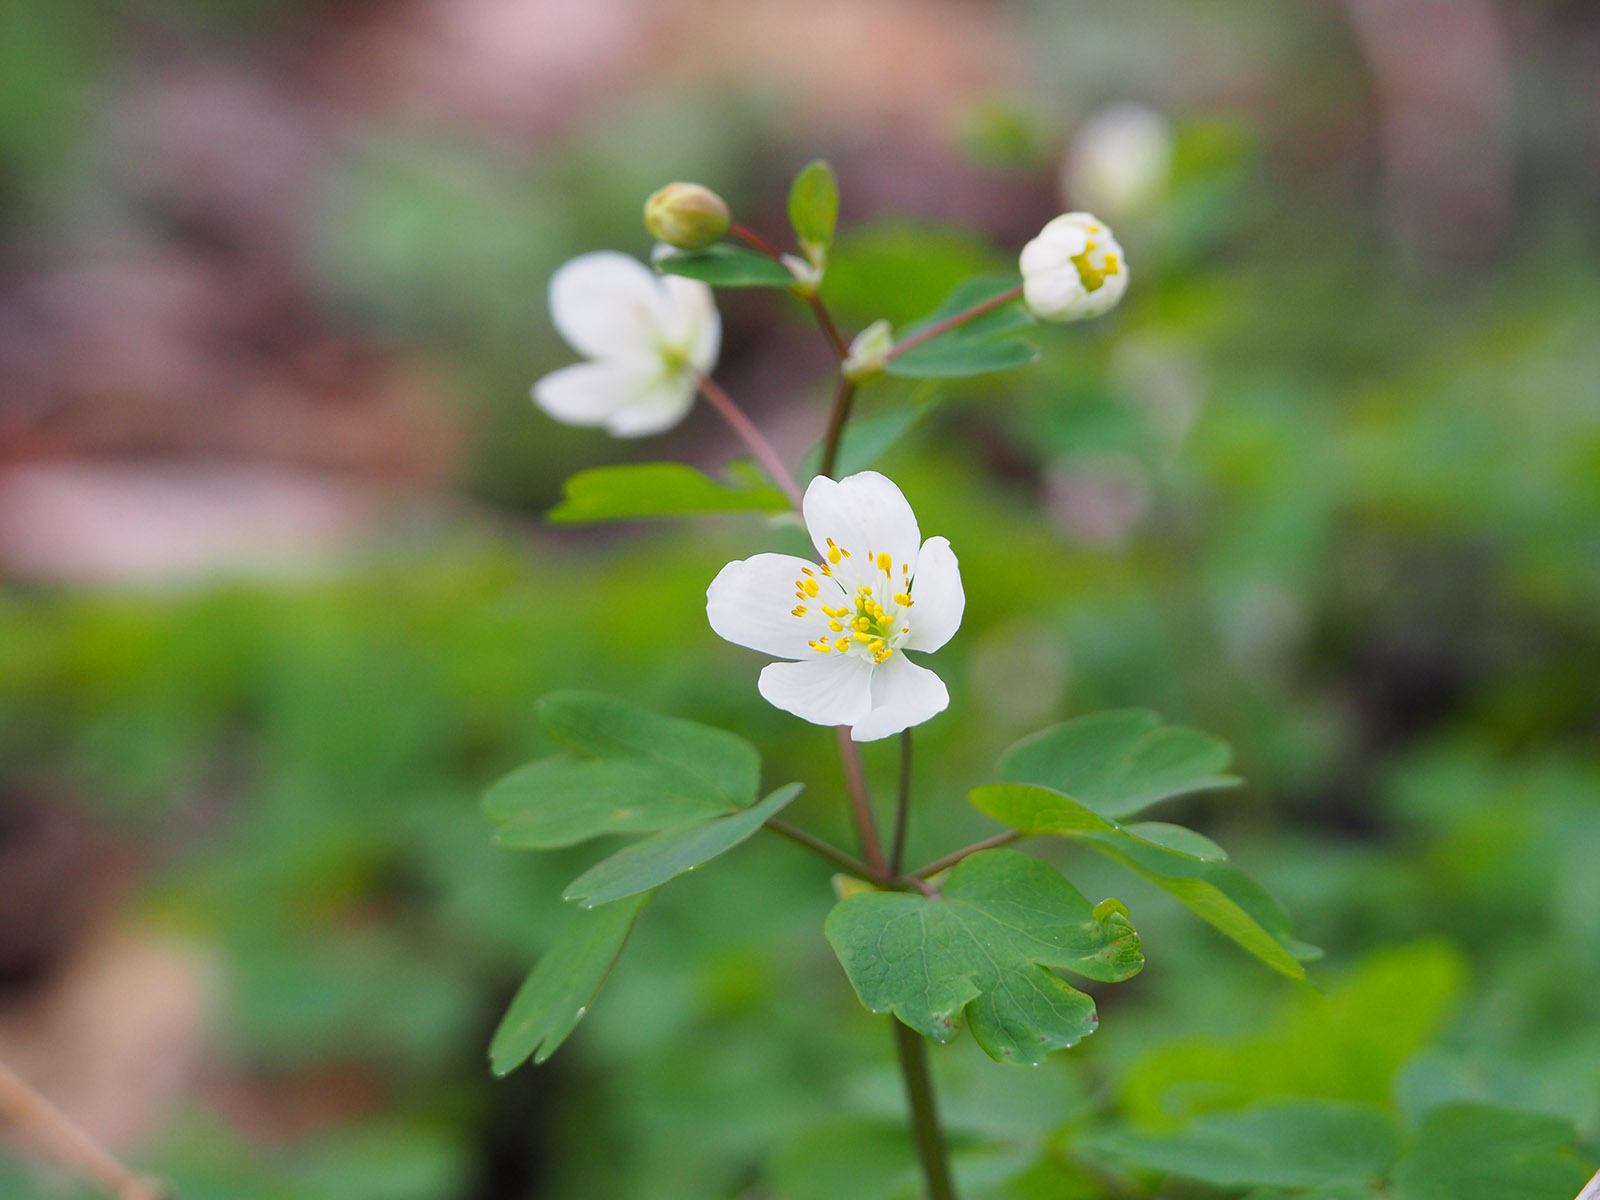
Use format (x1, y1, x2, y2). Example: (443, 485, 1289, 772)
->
(764, 819, 874, 879)
(884, 283, 1025, 364)
(911, 831, 1023, 879)
(696, 374, 803, 507)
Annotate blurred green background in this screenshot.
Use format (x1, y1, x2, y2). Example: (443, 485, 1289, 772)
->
(1, 0, 1597, 1196)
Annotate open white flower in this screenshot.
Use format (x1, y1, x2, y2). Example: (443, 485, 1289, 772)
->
(1019, 212, 1128, 322)
(532, 251, 720, 437)
(706, 471, 964, 742)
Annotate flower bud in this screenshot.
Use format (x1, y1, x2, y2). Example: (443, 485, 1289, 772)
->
(842, 319, 894, 381)
(1019, 212, 1128, 322)
(643, 182, 730, 250)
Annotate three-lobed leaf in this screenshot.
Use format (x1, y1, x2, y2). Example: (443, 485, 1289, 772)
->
(656, 243, 796, 288)
(489, 892, 650, 1074)
(998, 708, 1239, 819)
(564, 783, 804, 906)
(787, 159, 839, 265)
(547, 463, 789, 524)
(970, 782, 1315, 982)
(484, 693, 761, 848)
(824, 849, 1142, 1065)
(1082, 1099, 1403, 1191)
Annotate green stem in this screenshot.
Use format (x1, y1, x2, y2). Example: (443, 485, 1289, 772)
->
(835, 727, 887, 876)
(889, 730, 913, 875)
(817, 377, 858, 479)
(892, 1019, 959, 1200)
(730, 223, 848, 359)
(764, 819, 875, 879)
(911, 831, 1022, 879)
(884, 283, 1025, 364)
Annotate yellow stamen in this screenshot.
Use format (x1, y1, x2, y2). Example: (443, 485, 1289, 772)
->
(869, 639, 884, 655)
(801, 567, 814, 576)
(853, 632, 871, 643)
(854, 617, 870, 632)
(893, 592, 913, 607)
(791, 606, 807, 617)
(877, 552, 892, 572)
(829, 620, 844, 632)
(802, 578, 819, 597)
(835, 638, 851, 652)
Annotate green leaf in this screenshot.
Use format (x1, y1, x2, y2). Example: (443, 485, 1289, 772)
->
(656, 243, 796, 288)
(998, 709, 1240, 819)
(484, 693, 760, 848)
(900, 274, 1034, 341)
(489, 891, 650, 1074)
(1391, 1104, 1592, 1200)
(823, 849, 1142, 1065)
(547, 463, 789, 524)
(970, 783, 1313, 982)
(1082, 1099, 1403, 1190)
(564, 783, 803, 906)
(884, 336, 1038, 379)
(787, 159, 839, 264)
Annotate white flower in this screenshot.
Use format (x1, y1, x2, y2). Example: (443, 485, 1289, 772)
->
(1019, 212, 1128, 323)
(1062, 103, 1173, 219)
(532, 251, 720, 437)
(706, 471, 965, 742)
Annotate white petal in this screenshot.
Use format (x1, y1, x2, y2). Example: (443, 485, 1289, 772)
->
(902, 536, 964, 652)
(548, 251, 669, 360)
(801, 471, 921, 576)
(602, 372, 698, 436)
(532, 359, 655, 427)
(660, 275, 721, 374)
(849, 654, 949, 742)
(759, 655, 875, 728)
(708, 553, 840, 657)
(1023, 267, 1088, 322)
(1019, 216, 1089, 275)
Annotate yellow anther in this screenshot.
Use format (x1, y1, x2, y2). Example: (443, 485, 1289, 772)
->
(860, 585, 872, 595)
(835, 638, 851, 652)
(893, 592, 913, 607)
(829, 620, 844, 632)
(877, 552, 892, 572)
(820, 562, 832, 575)
(801, 567, 814, 576)
(853, 631, 871, 643)
(828, 547, 841, 564)
(802, 578, 819, 597)
(869, 639, 885, 654)
(854, 617, 870, 632)
(791, 606, 807, 617)
(1104, 253, 1120, 274)
(877, 647, 894, 662)
(812, 640, 831, 653)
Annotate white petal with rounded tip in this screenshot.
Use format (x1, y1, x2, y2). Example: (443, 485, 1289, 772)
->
(548, 251, 669, 360)
(849, 654, 949, 742)
(759, 654, 875, 728)
(902, 536, 964, 652)
(660, 275, 721, 373)
(603, 373, 698, 436)
(802, 471, 921, 576)
(707, 553, 840, 658)
(1020, 217, 1089, 275)
(532, 359, 656, 426)
(1023, 269, 1088, 322)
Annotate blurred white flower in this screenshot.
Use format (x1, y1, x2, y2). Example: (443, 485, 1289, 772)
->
(1062, 102, 1174, 219)
(1020, 212, 1128, 322)
(706, 471, 964, 742)
(532, 251, 719, 437)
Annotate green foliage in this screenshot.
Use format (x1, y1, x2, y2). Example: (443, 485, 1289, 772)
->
(971, 782, 1313, 980)
(787, 159, 839, 266)
(997, 709, 1240, 819)
(824, 849, 1142, 1065)
(1083, 1099, 1403, 1190)
(655, 243, 796, 287)
(564, 783, 803, 906)
(548, 463, 790, 524)
(490, 892, 652, 1074)
(885, 337, 1040, 380)
(1391, 1104, 1592, 1200)
(484, 692, 761, 848)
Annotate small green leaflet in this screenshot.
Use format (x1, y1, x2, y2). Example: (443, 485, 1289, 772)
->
(1391, 1104, 1593, 1200)
(998, 708, 1240, 819)
(489, 891, 650, 1074)
(1082, 1099, 1403, 1191)
(970, 783, 1316, 982)
(484, 693, 760, 848)
(564, 783, 803, 906)
(884, 337, 1038, 379)
(787, 159, 839, 266)
(547, 463, 789, 524)
(884, 275, 1037, 379)
(823, 849, 1142, 1065)
(656, 244, 795, 288)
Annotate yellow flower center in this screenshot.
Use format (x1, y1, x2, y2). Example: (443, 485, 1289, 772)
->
(791, 542, 915, 665)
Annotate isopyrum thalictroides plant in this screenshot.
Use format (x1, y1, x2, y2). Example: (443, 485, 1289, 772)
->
(482, 162, 1318, 1200)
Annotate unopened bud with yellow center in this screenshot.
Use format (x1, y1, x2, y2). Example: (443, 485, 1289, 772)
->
(644, 182, 731, 250)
